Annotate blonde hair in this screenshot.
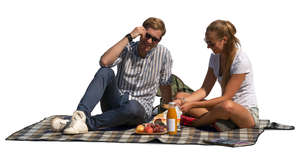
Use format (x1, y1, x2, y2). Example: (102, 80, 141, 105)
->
(206, 20, 240, 94)
(143, 17, 166, 37)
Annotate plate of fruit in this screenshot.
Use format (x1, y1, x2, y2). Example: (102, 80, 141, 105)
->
(135, 119, 167, 135)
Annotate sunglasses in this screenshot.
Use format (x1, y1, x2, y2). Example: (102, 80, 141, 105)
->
(145, 33, 161, 43)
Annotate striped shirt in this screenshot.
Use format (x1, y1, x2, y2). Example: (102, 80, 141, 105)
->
(105, 41, 172, 120)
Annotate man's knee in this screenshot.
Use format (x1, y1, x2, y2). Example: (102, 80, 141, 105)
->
(95, 67, 115, 79)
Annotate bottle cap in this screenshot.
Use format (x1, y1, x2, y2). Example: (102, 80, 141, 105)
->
(168, 102, 176, 105)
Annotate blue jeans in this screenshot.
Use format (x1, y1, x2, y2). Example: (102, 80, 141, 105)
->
(77, 68, 146, 131)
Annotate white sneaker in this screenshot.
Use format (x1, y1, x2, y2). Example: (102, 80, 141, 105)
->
(63, 111, 88, 134)
(51, 117, 70, 132)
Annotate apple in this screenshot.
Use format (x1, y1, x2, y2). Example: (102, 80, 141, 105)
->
(145, 126, 153, 134)
(136, 125, 145, 132)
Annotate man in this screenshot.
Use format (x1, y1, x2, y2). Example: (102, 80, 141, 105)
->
(51, 17, 173, 134)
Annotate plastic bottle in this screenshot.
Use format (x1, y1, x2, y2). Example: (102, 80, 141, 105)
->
(167, 102, 177, 135)
(175, 106, 182, 131)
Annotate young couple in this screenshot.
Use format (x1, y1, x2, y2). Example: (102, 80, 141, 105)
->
(51, 17, 259, 134)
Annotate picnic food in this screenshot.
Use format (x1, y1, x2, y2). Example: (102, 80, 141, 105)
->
(154, 118, 165, 126)
(136, 125, 145, 132)
(135, 119, 167, 134)
(145, 126, 153, 134)
(154, 104, 182, 131)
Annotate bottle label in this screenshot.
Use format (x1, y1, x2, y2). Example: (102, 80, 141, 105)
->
(167, 119, 176, 132)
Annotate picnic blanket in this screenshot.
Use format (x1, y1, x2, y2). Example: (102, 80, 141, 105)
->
(5, 75, 295, 146)
(6, 115, 294, 147)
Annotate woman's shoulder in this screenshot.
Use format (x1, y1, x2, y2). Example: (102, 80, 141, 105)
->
(234, 49, 251, 64)
(231, 49, 252, 73)
(209, 53, 219, 69)
(209, 53, 219, 60)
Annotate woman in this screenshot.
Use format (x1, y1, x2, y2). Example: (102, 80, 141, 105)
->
(174, 20, 259, 130)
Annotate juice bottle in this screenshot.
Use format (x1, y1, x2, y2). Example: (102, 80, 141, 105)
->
(167, 102, 177, 135)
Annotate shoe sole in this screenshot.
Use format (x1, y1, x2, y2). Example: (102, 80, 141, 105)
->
(63, 128, 88, 135)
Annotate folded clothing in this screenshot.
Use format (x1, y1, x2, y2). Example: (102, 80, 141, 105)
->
(180, 115, 195, 126)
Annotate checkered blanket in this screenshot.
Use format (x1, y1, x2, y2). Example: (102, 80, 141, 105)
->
(6, 115, 294, 147)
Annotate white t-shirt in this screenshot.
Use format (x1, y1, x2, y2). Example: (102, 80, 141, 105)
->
(208, 49, 257, 108)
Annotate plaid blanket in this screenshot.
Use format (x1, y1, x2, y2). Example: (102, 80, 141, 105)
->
(6, 115, 294, 147)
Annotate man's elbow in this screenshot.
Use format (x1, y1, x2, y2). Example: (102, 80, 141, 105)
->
(100, 56, 109, 67)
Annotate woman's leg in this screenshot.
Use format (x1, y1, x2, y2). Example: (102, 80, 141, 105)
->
(192, 100, 255, 128)
(186, 108, 208, 118)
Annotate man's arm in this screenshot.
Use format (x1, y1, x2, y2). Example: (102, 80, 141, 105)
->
(100, 37, 129, 67)
(100, 27, 146, 67)
(159, 85, 172, 104)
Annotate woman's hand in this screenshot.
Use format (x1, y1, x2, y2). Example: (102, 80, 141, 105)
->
(180, 102, 195, 114)
(173, 99, 183, 106)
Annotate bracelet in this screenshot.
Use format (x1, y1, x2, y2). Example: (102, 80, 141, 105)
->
(125, 33, 133, 42)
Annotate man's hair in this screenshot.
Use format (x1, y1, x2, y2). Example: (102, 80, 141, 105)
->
(143, 17, 166, 37)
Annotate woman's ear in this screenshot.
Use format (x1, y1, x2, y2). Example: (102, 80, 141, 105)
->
(223, 36, 228, 44)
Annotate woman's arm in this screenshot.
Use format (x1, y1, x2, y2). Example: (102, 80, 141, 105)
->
(181, 68, 217, 103)
(182, 73, 246, 110)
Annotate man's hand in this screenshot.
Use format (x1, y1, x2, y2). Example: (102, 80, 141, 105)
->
(130, 27, 146, 39)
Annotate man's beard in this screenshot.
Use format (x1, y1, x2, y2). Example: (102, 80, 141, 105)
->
(138, 42, 155, 58)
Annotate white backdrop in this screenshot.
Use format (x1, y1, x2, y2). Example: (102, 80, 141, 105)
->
(1, 0, 299, 162)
